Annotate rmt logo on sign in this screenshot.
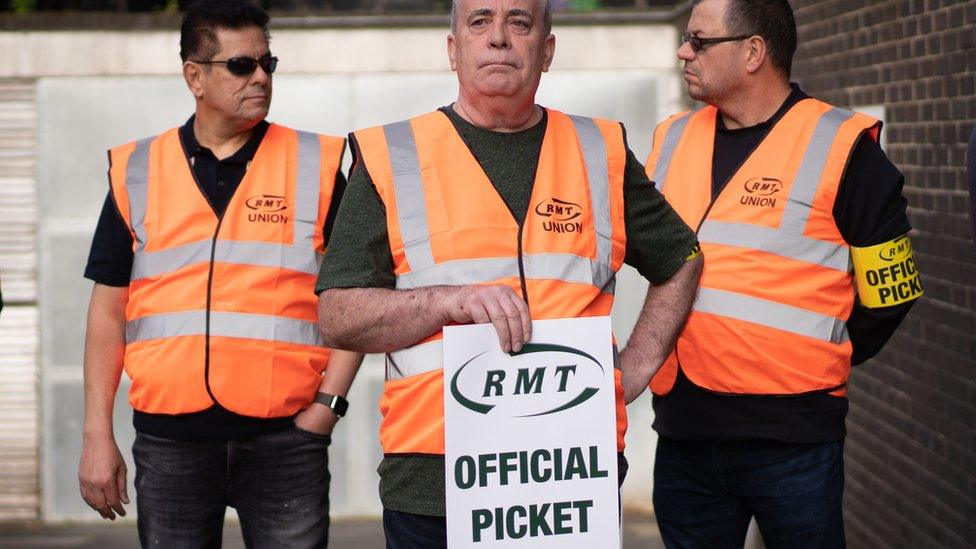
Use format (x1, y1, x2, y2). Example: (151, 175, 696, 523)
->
(740, 177, 783, 209)
(245, 194, 288, 224)
(450, 343, 603, 417)
(535, 198, 584, 234)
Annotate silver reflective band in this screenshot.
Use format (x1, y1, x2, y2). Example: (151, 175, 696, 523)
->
(779, 108, 855, 235)
(125, 137, 154, 253)
(386, 339, 442, 381)
(651, 109, 696, 187)
(568, 115, 613, 271)
(395, 253, 615, 294)
(132, 239, 322, 280)
(522, 253, 615, 294)
(127, 310, 324, 347)
(293, 130, 323, 248)
(396, 257, 518, 289)
(384, 120, 436, 272)
(697, 221, 851, 273)
(693, 288, 849, 344)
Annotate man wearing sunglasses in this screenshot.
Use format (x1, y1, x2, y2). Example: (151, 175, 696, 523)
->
(78, 0, 361, 546)
(640, 0, 919, 547)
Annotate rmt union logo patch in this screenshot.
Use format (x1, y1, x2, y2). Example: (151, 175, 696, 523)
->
(740, 177, 783, 209)
(245, 194, 288, 224)
(535, 198, 584, 234)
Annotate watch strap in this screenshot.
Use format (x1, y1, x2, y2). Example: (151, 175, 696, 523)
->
(314, 392, 349, 417)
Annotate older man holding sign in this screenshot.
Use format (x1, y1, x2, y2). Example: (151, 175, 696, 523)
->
(317, 0, 702, 546)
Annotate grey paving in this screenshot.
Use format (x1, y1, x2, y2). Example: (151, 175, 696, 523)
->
(0, 513, 663, 548)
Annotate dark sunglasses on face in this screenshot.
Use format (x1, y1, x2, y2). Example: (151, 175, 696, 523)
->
(681, 33, 752, 53)
(194, 55, 278, 76)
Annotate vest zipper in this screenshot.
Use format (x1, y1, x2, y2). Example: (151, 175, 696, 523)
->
(203, 212, 227, 407)
(177, 130, 241, 411)
(439, 107, 538, 306)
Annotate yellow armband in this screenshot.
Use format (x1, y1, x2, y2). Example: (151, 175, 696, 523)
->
(851, 235, 923, 308)
(685, 243, 702, 261)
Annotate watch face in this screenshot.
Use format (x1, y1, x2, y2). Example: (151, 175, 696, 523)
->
(333, 397, 349, 417)
(318, 393, 349, 417)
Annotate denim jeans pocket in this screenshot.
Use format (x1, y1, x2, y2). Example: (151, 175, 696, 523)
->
(290, 423, 332, 444)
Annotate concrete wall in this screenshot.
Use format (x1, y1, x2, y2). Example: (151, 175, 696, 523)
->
(0, 22, 684, 521)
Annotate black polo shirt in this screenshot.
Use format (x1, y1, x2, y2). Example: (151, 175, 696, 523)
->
(85, 116, 346, 441)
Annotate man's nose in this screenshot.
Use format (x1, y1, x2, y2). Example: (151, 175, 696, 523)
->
(489, 19, 511, 49)
(251, 63, 271, 84)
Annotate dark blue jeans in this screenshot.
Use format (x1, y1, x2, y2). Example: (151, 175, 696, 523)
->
(653, 438, 845, 549)
(132, 427, 331, 549)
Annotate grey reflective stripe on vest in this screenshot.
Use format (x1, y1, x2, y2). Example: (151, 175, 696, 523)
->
(127, 310, 323, 346)
(779, 108, 855, 235)
(125, 137, 154, 252)
(132, 239, 322, 279)
(697, 221, 850, 272)
(396, 253, 615, 293)
(693, 288, 849, 344)
(293, 130, 323, 249)
(385, 116, 616, 293)
(384, 120, 436, 272)
(385, 338, 622, 381)
(386, 339, 442, 381)
(651, 110, 696, 186)
(397, 257, 519, 288)
(568, 116, 613, 279)
(523, 253, 615, 294)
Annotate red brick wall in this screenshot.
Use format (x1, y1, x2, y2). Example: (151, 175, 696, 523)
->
(790, 1, 976, 546)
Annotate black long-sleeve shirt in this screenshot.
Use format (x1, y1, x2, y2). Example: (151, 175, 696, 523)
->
(652, 86, 917, 443)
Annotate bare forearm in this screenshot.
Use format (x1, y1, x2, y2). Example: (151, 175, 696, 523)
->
(318, 287, 454, 353)
(316, 349, 365, 397)
(82, 284, 128, 438)
(621, 255, 702, 402)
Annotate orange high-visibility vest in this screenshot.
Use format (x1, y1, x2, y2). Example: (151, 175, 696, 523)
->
(354, 109, 629, 456)
(646, 99, 880, 398)
(109, 124, 345, 417)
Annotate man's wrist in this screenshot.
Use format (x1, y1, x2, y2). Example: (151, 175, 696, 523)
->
(314, 392, 349, 417)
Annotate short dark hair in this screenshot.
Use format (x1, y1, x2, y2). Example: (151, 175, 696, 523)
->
(180, 0, 270, 62)
(696, 0, 797, 77)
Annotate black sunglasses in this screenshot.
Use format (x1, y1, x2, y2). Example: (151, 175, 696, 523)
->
(194, 55, 278, 76)
(681, 34, 752, 53)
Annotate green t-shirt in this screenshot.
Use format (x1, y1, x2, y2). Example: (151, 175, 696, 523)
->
(316, 105, 698, 516)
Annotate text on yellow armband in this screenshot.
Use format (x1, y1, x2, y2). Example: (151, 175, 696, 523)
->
(851, 235, 923, 308)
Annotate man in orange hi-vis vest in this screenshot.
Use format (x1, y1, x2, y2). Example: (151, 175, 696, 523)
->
(315, 0, 703, 546)
(643, 1, 921, 547)
(78, 1, 362, 546)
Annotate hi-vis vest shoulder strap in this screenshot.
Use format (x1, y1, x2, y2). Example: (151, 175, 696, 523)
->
(353, 109, 629, 455)
(377, 114, 620, 295)
(646, 99, 880, 397)
(110, 124, 346, 417)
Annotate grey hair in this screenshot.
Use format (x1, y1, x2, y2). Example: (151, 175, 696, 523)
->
(450, 0, 553, 35)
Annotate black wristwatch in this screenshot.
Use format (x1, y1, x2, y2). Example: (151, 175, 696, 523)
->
(314, 392, 349, 417)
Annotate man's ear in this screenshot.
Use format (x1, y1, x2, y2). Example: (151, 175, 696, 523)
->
(183, 61, 204, 99)
(744, 36, 767, 74)
(542, 34, 555, 73)
(447, 33, 459, 72)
